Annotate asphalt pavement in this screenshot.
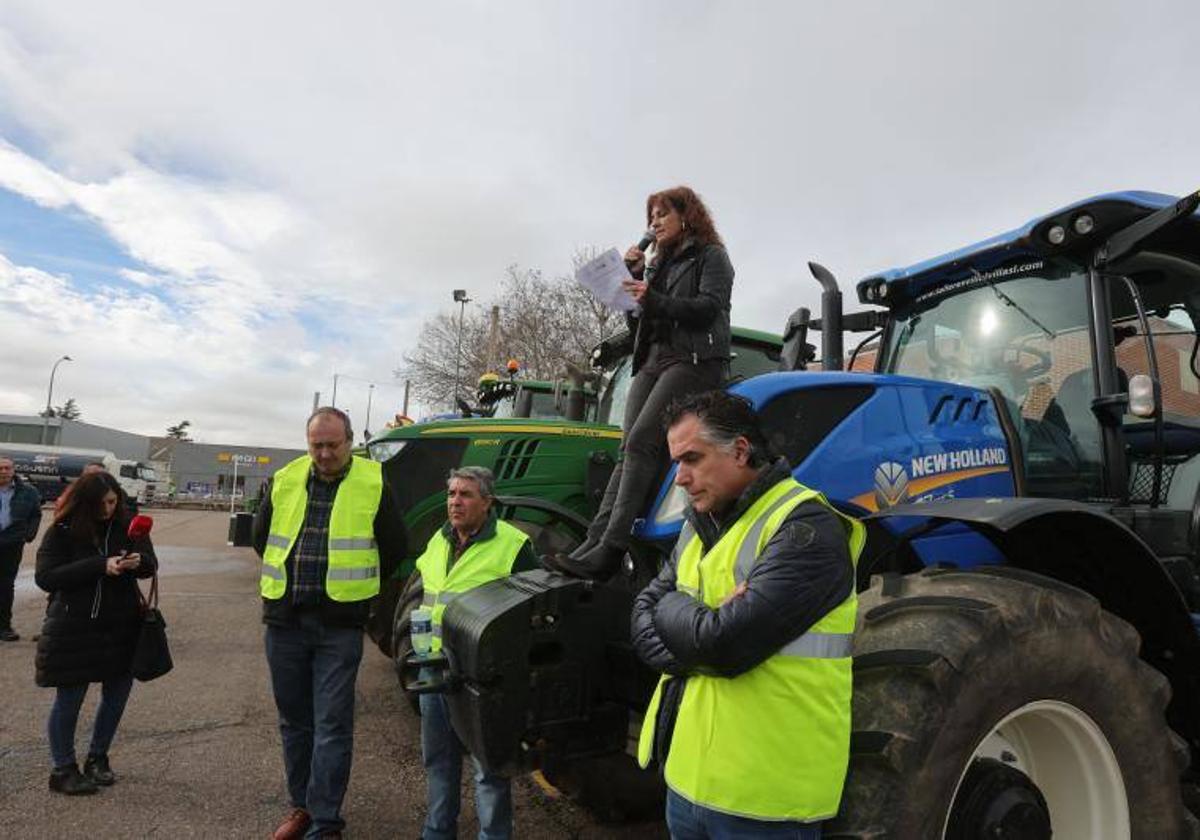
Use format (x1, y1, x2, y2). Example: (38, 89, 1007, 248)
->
(0, 509, 667, 839)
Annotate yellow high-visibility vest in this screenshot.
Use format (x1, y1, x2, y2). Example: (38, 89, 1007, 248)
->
(260, 455, 383, 602)
(638, 476, 864, 822)
(414, 519, 529, 652)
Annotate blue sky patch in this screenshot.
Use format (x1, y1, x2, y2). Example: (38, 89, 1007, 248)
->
(0, 186, 147, 291)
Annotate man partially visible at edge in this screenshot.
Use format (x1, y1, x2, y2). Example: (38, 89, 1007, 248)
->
(252, 407, 406, 840)
(0, 456, 43, 641)
(631, 390, 863, 838)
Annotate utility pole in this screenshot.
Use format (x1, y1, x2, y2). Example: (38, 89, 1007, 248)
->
(312, 391, 320, 413)
(364, 383, 375, 442)
(487, 304, 501, 372)
(331, 373, 340, 407)
(402, 379, 411, 417)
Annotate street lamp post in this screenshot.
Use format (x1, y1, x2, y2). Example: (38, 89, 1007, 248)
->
(452, 289, 471, 405)
(331, 373, 341, 408)
(364, 383, 375, 443)
(230, 457, 240, 515)
(41, 355, 72, 445)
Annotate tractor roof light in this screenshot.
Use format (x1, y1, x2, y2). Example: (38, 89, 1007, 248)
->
(1073, 214, 1095, 235)
(1047, 224, 1067, 246)
(876, 281, 889, 299)
(1128, 373, 1157, 418)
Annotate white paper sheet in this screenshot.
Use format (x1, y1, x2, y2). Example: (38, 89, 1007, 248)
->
(575, 247, 638, 312)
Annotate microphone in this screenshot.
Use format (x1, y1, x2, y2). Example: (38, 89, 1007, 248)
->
(127, 514, 153, 541)
(626, 229, 655, 267)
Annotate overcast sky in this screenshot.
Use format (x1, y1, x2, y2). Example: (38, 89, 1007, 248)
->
(0, 1, 1197, 447)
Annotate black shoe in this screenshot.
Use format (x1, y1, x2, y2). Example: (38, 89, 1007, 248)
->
(0, 627, 19, 642)
(566, 534, 600, 561)
(49, 763, 99, 796)
(84, 754, 115, 786)
(559, 541, 625, 580)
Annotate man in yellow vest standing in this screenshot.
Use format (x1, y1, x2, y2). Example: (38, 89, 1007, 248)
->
(253, 407, 405, 840)
(633, 391, 863, 839)
(413, 466, 536, 840)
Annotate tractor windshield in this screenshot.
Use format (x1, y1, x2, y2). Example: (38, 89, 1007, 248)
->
(883, 261, 1105, 498)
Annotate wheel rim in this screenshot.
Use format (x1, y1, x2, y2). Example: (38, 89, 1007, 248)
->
(945, 699, 1130, 840)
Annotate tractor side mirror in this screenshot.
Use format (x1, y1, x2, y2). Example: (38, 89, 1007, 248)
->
(1128, 374, 1157, 418)
(780, 307, 815, 371)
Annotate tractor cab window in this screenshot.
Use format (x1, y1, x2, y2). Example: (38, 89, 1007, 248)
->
(884, 263, 1104, 498)
(598, 359, 633, 427)
(1108, 252, 1200, 508)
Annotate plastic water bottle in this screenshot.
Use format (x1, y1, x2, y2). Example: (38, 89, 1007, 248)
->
(411, 607, 433, 657)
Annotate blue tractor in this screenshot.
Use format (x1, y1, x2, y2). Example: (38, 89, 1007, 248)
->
(421, 190, 1200, 838)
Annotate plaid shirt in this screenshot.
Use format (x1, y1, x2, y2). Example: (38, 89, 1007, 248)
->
(288, 463, 350, 606)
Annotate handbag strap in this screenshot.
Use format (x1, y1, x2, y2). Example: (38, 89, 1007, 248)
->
(137, 575, 159, 613)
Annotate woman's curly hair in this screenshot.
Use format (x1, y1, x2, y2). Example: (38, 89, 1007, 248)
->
(645, 185, 723, 265)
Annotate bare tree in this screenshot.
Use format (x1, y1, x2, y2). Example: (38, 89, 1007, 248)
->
(398, 251, 621, 409)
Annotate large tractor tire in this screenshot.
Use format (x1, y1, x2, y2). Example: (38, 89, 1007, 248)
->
(391, 571, 424, 714)
(829, 565, 1195, 839)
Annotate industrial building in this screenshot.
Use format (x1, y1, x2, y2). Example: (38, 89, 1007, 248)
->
(0, 414, 303, 502)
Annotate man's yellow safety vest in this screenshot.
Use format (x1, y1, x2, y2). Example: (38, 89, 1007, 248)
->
(414, 518, 529, 652)
(638, 476, 865, 822)
(260, 455, 383, 603)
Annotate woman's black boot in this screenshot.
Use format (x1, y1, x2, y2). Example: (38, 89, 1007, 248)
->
(561, 541, 625, 580)
(49, 763, 99, 795)
(84, 754, 115, 786)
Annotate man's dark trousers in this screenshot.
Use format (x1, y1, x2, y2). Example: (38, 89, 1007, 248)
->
(0, 543, 23, 631)
(265, 610, 364, 839)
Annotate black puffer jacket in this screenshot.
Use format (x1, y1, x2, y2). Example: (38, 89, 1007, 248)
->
(628, 239, 733, 376)
(630, 458, 854, 764)
(35, 517, 158, 687)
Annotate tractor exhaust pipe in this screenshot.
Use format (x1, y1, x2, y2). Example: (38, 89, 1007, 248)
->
(809, 262, 843, 371)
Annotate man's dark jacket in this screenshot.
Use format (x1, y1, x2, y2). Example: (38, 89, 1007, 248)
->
(251, 462, 406, 628)
(0, 476, 42, 547)
(631, 458, 855, 763)
(627, 239, 733, 376)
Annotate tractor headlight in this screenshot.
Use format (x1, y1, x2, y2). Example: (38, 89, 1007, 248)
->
(653, 483, 689, 526)
(1047, 224, 1067, 245)
(1073, 214, 1095, 235)
(368, 440, 407, 463)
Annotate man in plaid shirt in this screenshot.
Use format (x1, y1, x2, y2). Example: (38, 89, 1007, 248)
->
(253, 407, 405, 840)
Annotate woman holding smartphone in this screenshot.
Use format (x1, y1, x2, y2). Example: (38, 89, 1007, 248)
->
(35, 471, 157, 795)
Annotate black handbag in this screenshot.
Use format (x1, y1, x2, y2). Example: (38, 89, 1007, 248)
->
(131, 576, 173, 682)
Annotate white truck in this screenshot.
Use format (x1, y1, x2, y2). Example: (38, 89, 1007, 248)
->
(0, 443, 157, 504)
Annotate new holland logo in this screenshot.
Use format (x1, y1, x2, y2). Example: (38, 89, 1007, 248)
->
(874, 461, 910, 510)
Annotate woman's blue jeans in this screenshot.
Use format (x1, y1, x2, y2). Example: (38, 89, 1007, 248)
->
(47, 676, 134, 768)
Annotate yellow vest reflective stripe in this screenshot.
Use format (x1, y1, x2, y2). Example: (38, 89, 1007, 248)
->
(637, 477, 865, 822)
(260, 455, 384, 602)
(414, 519, 529, 652)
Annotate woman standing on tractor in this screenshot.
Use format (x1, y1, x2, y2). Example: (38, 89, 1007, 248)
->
(563, 185, 734, 577)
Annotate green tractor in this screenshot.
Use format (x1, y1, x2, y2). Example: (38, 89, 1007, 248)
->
(365, 327, 784, 670)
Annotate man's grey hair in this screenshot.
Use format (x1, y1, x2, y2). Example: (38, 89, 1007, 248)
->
(447, 466, 496, 499)
(661, 390, 772, 468)
(307, 406, 353, 441)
